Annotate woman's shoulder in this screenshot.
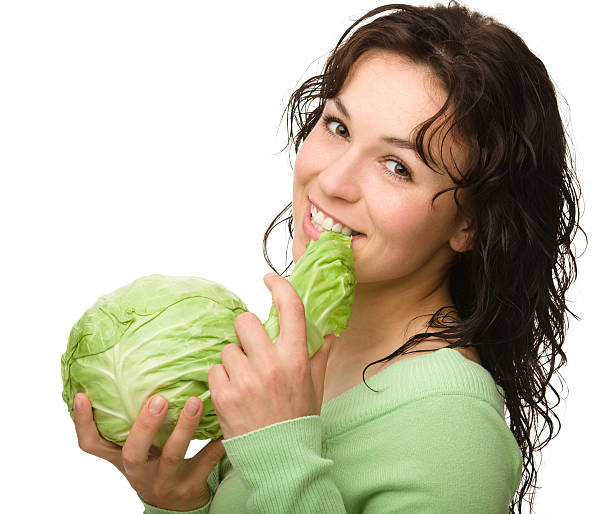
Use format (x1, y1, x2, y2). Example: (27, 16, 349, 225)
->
(370, 342, 507, 422)
(322, 342, 506, 435)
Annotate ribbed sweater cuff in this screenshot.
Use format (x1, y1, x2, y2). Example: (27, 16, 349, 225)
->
(140, 499, 210, 514)
(222, 414, 322, 464)
(222, 415, 344, 513)
(140, 496, 211, 514)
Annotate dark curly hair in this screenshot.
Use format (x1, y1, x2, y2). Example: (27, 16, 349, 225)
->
(262, 2, 586, 512)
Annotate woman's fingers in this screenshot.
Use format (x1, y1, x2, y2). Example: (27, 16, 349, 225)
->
(73, 393, 123, 470)
(263, 273, 307, 356)
(121, 394, 168, 477)
(157, 397, 203, 479)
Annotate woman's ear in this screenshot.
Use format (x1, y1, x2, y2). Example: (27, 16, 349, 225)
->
(449, 214, 477, 253)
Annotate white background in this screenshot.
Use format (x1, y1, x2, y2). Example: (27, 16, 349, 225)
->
(0, 1, 607, 512)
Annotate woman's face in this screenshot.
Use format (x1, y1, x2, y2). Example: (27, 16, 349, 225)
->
(292, 50, 472, 286)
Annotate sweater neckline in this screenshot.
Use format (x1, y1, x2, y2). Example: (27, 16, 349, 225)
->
(320, 347, 505, 440)
(321, 347, 463, 410)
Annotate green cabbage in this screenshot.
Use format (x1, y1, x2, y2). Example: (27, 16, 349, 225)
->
(61, 231, 355, 447)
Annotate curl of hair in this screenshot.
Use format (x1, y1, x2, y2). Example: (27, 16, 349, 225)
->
(262, 2, 586, 512)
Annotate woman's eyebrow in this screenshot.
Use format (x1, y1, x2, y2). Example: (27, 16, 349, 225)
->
(331, 97, 352, 121)
(330, 97, 442, 174)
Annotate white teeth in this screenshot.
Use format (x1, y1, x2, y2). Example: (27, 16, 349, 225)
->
(313, 220, 326, 231)
(332, 222, 343, 233)
(313, 210, 324, 225)
(310, 204, 359, 235)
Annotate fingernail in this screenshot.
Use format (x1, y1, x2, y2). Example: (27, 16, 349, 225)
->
(185, 397, 199, 416)
(148, 395, 165, 415)
(74, 394, 82, 413)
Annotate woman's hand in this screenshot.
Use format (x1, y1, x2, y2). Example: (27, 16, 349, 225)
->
(73, 393, 226, 511)
(208, 272, 333, 440)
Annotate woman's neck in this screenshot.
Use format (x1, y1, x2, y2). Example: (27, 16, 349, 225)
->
(328, 274, 457, 364)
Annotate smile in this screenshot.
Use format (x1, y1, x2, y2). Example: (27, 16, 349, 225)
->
(303, 199, 365, 241)
(310, 204, 361, 236)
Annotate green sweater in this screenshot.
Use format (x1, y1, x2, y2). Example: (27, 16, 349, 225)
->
(142, 348, 522, 513)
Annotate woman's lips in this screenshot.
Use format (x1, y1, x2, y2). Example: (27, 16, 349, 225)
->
(302, 199, 365, 242)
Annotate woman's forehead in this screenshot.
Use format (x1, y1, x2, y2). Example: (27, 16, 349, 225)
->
(327, 55, 468, 180)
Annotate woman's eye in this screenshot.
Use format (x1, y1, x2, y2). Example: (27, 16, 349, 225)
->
(330, 121, 347, 136)
(323, 116, 348, 137)
(385, 159, 411, 179)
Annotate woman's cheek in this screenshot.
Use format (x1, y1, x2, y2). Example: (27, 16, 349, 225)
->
(295, 140, 322, 182)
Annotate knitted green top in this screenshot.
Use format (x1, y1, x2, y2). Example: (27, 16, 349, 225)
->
(142, 347, 522, 513)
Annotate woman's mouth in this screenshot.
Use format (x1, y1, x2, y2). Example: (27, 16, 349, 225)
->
(303, 199, 365, 241)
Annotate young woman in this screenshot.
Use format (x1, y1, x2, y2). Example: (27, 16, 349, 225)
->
(72, 2, 583, 512)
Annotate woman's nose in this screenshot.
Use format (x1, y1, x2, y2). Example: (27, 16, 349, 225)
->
(318, 151, 361, 202)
